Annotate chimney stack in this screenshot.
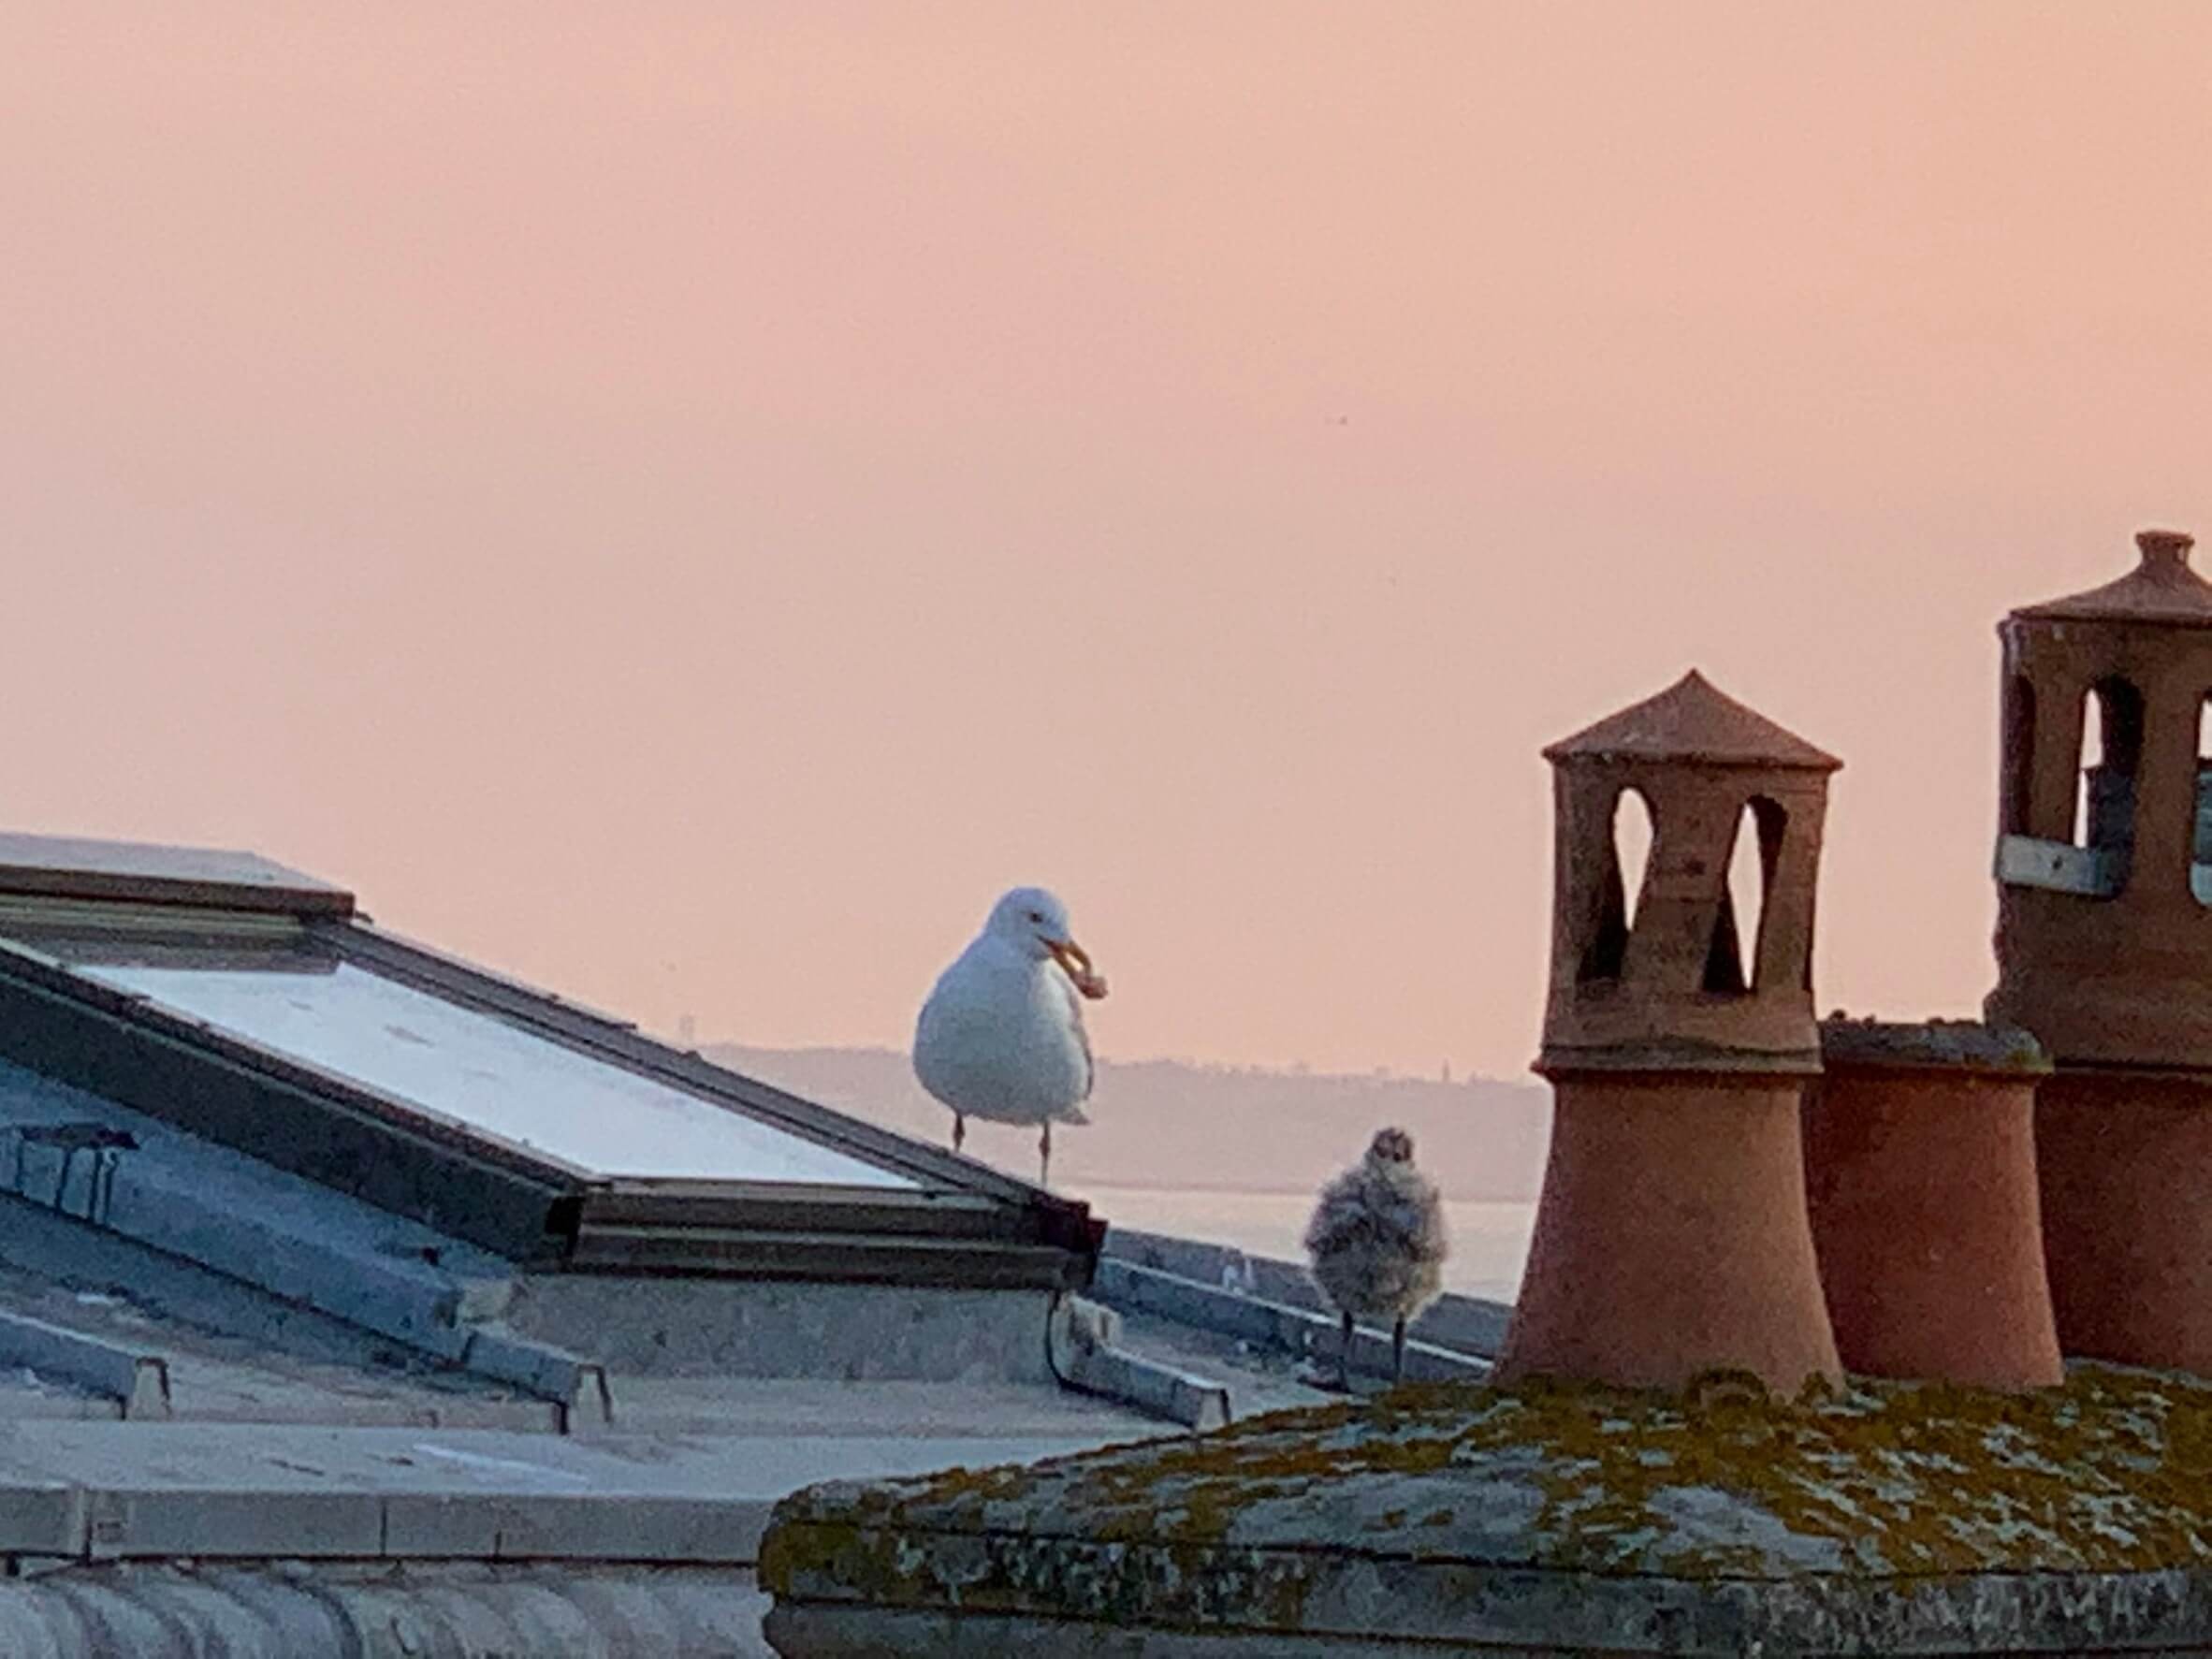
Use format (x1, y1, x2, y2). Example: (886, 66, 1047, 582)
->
(1497, 672, 1842, 1394)
(1988, 528, 2212, 1373)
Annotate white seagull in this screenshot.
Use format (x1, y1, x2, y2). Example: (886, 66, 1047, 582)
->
(913, 886, 1109, 1186)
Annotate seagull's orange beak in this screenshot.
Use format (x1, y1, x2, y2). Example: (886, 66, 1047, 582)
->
(1047, 938, 1109, 1000)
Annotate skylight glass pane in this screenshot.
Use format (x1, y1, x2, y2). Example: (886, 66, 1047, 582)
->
(75, 959, 914, 1187)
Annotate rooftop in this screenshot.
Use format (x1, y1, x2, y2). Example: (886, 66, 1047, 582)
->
(0, 827, 1506, 1654)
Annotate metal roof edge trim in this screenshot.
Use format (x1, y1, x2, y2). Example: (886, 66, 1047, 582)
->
(582, 1183, 1061, 1244)
(563, 1225, 1095, 1289)
(0, 835, 355, 918)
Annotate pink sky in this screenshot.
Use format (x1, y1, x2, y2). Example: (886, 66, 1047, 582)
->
(5, 4, 2211, 1079)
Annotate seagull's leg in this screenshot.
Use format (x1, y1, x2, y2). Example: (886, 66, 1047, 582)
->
(1040, 1121, 1052, 1186)
(952, 1113, 966, 1154)
(1391, 1317, 1407, 1384)
(1338, 1309, 1354, 1390)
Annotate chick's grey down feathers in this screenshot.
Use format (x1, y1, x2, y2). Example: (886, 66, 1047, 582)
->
(1303, 1133, 1449, 1325)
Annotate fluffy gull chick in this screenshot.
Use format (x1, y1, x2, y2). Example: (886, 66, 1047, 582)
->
(1303, 1127, 1448, 1385)
(913, 886, 1108, 1186)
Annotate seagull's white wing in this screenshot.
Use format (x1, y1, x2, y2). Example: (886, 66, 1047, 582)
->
(1054, 970, 1095, 1102)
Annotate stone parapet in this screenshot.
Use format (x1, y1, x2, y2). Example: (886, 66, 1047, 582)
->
(760, 1370, 2212, 1655)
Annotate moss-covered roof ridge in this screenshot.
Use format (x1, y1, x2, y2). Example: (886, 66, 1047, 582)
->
(762, 1368, 2212, 1650)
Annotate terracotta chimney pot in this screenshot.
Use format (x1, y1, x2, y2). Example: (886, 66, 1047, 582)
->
(1988, 527, 2212, 1374)
(1499, 672, 1842, 1395)
(1804, 1018, 2061, 1390)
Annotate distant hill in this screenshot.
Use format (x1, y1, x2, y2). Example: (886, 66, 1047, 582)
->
(703, 1044, 1551, 1202)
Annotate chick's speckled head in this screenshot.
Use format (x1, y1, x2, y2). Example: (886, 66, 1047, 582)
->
(1368, 1127, 1416, 1165)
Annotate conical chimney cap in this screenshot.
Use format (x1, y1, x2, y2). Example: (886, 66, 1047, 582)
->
(1543, 670, 1841, 772)
(2013, 530, 2212, 629)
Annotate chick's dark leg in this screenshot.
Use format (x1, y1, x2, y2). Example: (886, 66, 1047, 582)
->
(952, 1113, 966, 1154)
(1338, 1309, 1355, 1390)
(1392, 1317, 1407, 1383)
(1040, 1121, 1052, 1186)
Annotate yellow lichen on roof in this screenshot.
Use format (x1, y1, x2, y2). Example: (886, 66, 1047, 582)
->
(771, 1366, 2212, 1584)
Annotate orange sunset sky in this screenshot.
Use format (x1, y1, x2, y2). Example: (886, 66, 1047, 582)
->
(5, 4, 2211, 1080)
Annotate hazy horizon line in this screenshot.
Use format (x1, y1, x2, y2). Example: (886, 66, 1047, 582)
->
(698, 1035, 1541, 1089)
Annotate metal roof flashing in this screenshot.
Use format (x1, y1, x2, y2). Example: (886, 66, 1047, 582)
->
(0, 834, 355, 918)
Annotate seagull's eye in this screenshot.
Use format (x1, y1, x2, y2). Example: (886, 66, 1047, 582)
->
(1026, 910, 1044, 924)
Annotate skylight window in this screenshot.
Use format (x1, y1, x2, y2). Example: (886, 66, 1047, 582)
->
(70, 953, 912, 1187)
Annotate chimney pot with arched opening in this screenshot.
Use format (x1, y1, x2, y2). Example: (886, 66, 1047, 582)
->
(1989, 527, 2212, 1375)
(1537, 669, 1840, 1076)
(1501, 672, 1843, 1394)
